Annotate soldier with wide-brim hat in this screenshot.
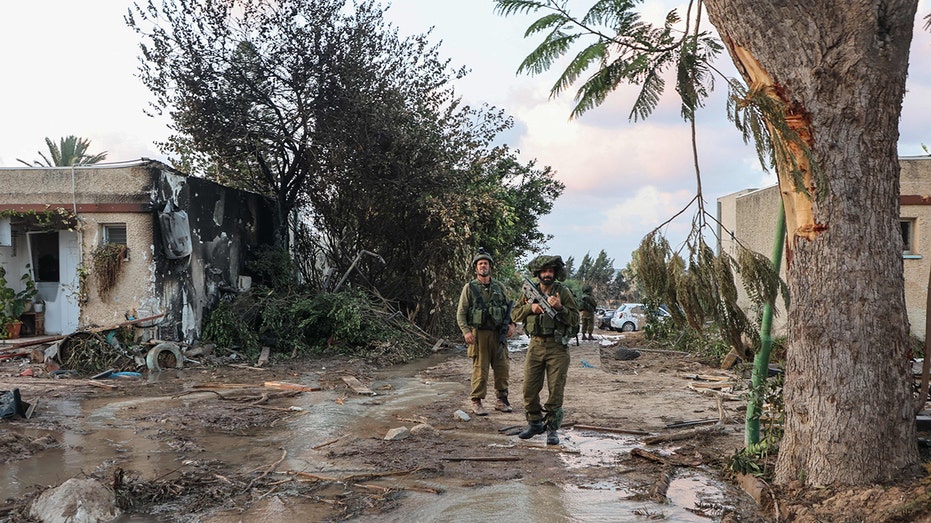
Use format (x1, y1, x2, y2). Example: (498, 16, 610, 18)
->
(511, 254, 579, 445)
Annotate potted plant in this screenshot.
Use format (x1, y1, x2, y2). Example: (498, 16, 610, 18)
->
(19, 266, 38, 312)
(0, 265, 38, 339)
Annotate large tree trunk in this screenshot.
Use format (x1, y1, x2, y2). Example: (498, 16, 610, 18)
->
(704, 1, 923, 486)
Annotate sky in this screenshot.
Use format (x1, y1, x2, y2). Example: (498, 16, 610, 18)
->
(2, 1, 930, 271)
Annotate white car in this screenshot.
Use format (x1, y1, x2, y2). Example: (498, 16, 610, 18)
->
(610, 303, 645, 332)
(610, 303, 671, 332)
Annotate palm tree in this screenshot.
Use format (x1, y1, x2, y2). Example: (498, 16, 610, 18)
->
(16, 136, 108, 166)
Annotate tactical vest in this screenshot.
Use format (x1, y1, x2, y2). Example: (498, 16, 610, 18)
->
(525, 281, 569, 338)
(467, 280, 509, 330)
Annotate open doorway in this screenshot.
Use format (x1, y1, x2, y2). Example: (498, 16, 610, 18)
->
(30, 231, 59, 283)
(27, 230, 80, 335)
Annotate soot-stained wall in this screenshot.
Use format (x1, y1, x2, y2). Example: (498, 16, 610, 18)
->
(152, 169, 278, 342)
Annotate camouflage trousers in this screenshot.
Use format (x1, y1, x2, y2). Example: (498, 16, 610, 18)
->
(522, 335, 570, 428)
(469, 328, 509, 401)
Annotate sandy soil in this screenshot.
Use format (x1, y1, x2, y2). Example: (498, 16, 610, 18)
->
(1, 329, 930, 522)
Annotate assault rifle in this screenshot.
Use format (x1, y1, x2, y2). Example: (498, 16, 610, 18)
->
(520, 275, 561, 321)
(498, 300, 514, 358)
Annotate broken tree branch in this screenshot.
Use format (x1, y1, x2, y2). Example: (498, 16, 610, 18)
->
(642, 423, 725, 445)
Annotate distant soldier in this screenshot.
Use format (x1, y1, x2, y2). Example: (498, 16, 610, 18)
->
(456, 249, 515, 416)
(580, 285, 598, 340)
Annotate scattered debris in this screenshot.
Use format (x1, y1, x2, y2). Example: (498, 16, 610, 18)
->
(146, 342, 183, 372)
(720, 348, 741, 370)
(264, 381, 321, 392)
(643, 423, 725, 445)
(498, 425, 523, 436)
(736, 472, 771, 505)
(665, 418, 720, 429)
(90, 369, 116, 380)
(341, 375, 374, 395)
(0, 388, 29, 419)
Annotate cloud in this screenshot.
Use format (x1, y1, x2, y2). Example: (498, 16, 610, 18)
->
(601, 186, 697, 235)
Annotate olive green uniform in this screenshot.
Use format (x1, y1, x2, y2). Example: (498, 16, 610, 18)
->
(456, 280, 511, 402)
(511, 280, 579, 429)
(580, 293, 597, 338)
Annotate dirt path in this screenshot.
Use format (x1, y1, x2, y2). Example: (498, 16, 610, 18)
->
(2, 329, 930, 521)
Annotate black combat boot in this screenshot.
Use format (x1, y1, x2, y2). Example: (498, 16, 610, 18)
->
(518, 420, 545, 439)
(546, 428, 559, 445)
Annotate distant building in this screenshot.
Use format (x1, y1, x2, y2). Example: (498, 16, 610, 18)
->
(0, 159, 278, 342)
(717, 155, 931, 339)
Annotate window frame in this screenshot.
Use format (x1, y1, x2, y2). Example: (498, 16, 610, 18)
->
(901, 218, 916, 256)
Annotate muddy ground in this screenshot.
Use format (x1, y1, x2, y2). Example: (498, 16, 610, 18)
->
(1, 329, 931, 522)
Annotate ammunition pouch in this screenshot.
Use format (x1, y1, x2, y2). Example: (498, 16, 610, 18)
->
(469, 307, 485, 327)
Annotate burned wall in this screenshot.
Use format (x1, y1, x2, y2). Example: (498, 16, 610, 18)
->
(151, 170, 277, 342)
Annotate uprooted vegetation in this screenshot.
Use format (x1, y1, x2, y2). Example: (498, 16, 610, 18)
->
(201, 288, 434, 366)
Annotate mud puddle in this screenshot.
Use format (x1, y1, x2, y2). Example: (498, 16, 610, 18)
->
(1, 349, 733, 521)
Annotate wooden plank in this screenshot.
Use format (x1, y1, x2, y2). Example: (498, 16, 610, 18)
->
(84, 380, 118, 390)
(264, 381, 322, 392)
(665, 418, 719, 429)
(87, 314, 165, 333)
(688, 381, 735, 390)
(341, 375, 374, 395)
(0, 335, 65, 352)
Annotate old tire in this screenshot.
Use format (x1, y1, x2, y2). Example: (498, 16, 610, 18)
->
(146, 342, 184, 372)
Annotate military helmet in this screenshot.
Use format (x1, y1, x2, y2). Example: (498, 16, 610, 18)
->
(528, 254, 566, 281)
(472, 248, 494, 267)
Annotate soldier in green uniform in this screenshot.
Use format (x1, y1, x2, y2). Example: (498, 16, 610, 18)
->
(512, 255, 579, 445)
(456, 249, 515, 416)
(579, 285, 598, 340)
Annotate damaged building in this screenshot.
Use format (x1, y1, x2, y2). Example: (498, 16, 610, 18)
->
(0, 159, 278, 342)
(717, 155, 931, 339)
